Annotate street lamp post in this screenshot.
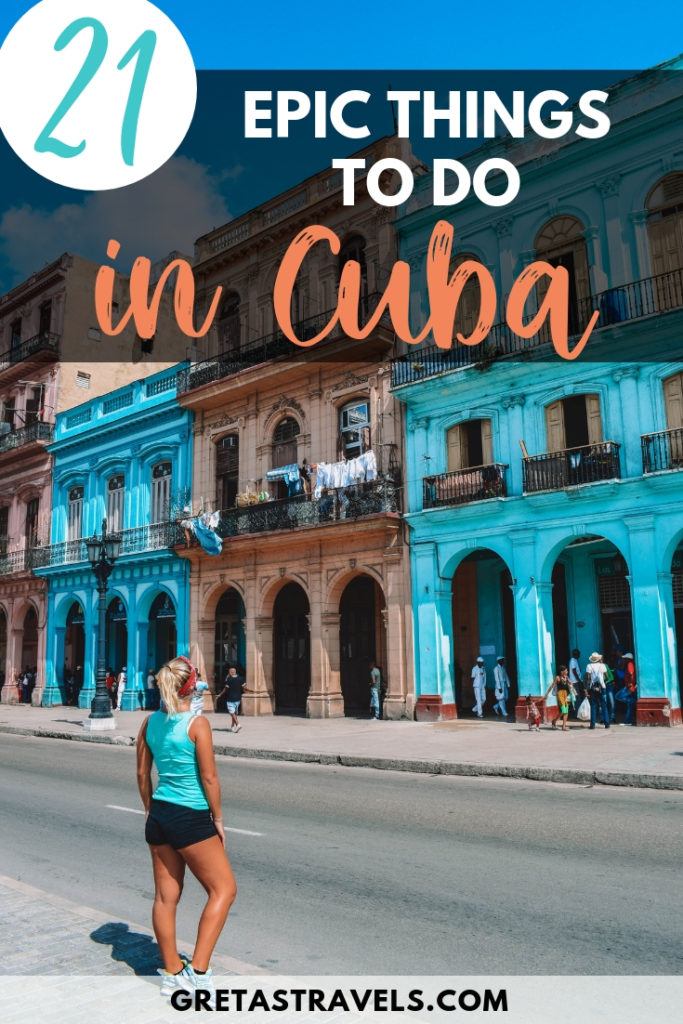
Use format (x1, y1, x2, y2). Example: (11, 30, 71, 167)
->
(84, 518, 121, 731)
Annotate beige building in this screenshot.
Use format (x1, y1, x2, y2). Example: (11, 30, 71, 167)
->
(0, 253, 188, 702)
(178, 138, 416, 718)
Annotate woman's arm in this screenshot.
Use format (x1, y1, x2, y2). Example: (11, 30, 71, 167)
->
(136, 717, 153, 814)
(190, 716, 225, 846)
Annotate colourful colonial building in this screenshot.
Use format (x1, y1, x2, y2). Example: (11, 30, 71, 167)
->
(35, 366, 192, 710)
(0, 254, 187, 703)
(393, 62, 683, 725)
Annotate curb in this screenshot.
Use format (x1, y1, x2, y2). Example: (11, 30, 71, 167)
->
(2, 722, 682, 791)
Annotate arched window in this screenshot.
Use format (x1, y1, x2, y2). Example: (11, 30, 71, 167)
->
(450, 253, 482, 341)
(646, 173, 683, 275)
(151, 462, 172, 524)
(339, 400, 371, 460)
(67, 487, 84, 541)
(272, 417, 300, 467)
(535, 216, 590, 331)
(446, 419, 493, 471)
(218, 291, 241, 353)
(338, 234, 368, 303)
(216, 435, 239, 509)
(544, 394, 602, 452)
(107, 474, 125, 533)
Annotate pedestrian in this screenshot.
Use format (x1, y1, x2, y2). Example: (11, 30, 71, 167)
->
(28, 667, 37, 704)
(136, 655, 236, 1004)
(548, 666, 571, 731)
(568, 648, 583, 716)
(146, 669, 158, 711)
(525, 695, 541, 731)
(621, 653, 637, 726)
(471, 656, 487, 718)
(369, 660, 382, 720)
(585, 652, 610, 730)
(64, 666, 75, 707)
(74, 665, 84, 706)
(215, 666, 244, 733)
(20, 665, 30, 704)
(116, 666, 127, 711)
(105, 667, 117, 709)
(190, 673, 210, 718)
(604, 659, 616, 724)
(493, 656, 510, 718)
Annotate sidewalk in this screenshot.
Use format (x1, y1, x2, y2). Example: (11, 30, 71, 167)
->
(2, 704, 682, 789)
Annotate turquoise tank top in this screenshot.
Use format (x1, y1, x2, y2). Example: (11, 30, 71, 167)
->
(145, 711, 209, 811)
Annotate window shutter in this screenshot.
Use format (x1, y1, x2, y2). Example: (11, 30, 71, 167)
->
(585, 394, 604, 444)
(648, 218, 683, 276)
(664, 373, 683, 429)
(446, 424, 466, 471)
(480, 419, 493, 465)
(545, 401, 566, 452)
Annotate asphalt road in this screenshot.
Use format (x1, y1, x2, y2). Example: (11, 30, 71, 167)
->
(0, 733, 681, 975)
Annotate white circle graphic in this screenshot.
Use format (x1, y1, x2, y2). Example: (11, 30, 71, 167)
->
(0, 0, 197, 191)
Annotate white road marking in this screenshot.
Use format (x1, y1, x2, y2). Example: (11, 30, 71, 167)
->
(105, 804, 264, 836)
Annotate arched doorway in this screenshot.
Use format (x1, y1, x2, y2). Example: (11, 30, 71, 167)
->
(451, 550, 518, 717)
(65, 601, 85, 679)
(339, 575, 386, 715)
(21, 606, 38, 672)
(273, 582, 310, 714)
(646, 172, 683, 275)
(550, 535, 633, 721)
(535, 215, 591, 332)
(149, 593, 177, 671)
(214, 589, 246, 687)
(106, 598, 128, 675)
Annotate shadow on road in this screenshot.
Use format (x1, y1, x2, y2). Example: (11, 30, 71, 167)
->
(90, 922, 161, 981)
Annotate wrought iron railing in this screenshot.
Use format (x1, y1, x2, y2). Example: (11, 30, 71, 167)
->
(31, 521, 183, 569)
(213, 478, 400, 539)
(0, 421, 53, 454)
(391, 267, 683, 388)
(178, 293, 387, 394)
(0, 331, 60, 374)
(523, 442, 621, 493)
(423, 464, 508, 509)
(0, 548, 33, 576)
(642, 427, 683, 473)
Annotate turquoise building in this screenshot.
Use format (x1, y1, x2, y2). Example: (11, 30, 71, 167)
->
(393, 63, 683, 725)
(36, 366, 192, 710)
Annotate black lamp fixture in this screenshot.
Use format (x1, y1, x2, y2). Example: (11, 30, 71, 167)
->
(85, 518, 121, 729)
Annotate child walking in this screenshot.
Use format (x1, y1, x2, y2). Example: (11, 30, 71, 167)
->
(551, 666, 571, 732)
(525, 695, 542, 731)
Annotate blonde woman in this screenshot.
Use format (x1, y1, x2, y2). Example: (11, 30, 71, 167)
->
(136, 656, 236, 1002)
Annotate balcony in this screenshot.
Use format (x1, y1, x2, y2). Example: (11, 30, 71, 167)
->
(0, 548, 33, 576)
(391, 267, 683, 388)
(213, 478, 400, 540)
(523, 442, 621, 493)
(178, 294, 388, 396)
(423, 464, 508, 509)
(0, 331, 60, 385)
(32, 521, 183, 569)
(642, 427, 683, 473)
(0, 421, 53, 456)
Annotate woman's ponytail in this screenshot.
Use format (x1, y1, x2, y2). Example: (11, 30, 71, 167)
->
(156, 657, 193, 715)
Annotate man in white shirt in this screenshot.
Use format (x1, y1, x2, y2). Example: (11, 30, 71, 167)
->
(471, 657, 487, 718)
(116, 667, 126, 711)
(585, 652, 610, 729)
(493, 657, 510, 718)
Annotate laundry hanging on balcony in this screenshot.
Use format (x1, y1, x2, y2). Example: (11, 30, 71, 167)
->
(313, 450, 378, 498)
(182, 510, 222, 556)
(266, 463, 304, 497)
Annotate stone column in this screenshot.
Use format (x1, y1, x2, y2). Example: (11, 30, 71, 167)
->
(33, 594, 47, 705)
(241, 614, 275, 716)
(627, 515, 678, 724)
(509, 532, 548, 720)
(612, 367, 642, 478)
(629, 209, 650, 280)
(313, 611, 344, 718)
(501, 394, 526, 495)
(412, 543, 455, 721)
(598, 175, 626, 285)
(383, 557, 409, 720)
(136, 620, 150, 707)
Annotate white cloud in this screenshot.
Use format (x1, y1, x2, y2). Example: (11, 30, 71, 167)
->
(0, 157, 232, 282)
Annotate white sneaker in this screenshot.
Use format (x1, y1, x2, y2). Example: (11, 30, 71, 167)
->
(234, 723, 242, 733)
(174, 965, 216, 1008)
(158, 956, 188, 997)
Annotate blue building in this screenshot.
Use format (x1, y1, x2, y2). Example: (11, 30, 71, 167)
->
(393, 63, 683, 725)
(36, 365, 192, 710)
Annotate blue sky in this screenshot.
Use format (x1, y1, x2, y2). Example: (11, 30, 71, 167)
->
(0, 0, 680, 69)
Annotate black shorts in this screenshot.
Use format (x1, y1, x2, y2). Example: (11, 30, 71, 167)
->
(145, 798, 218, 850)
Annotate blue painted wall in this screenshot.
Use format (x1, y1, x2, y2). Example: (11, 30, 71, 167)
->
(36, 365, 193, 710)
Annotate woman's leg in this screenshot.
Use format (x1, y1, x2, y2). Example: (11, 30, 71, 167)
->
(150, 844, 186, 973)
(180, 836, 237, 972)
